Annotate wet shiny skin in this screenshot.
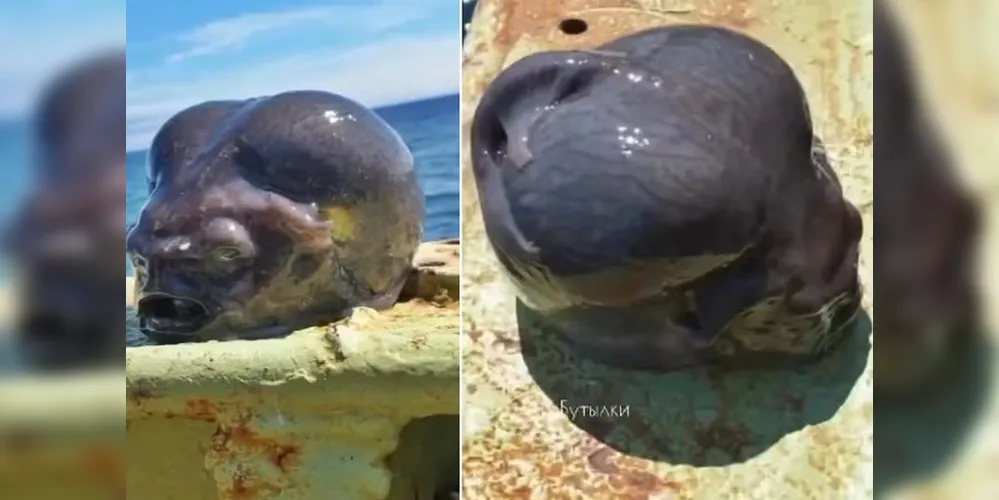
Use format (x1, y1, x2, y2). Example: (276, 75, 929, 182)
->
(472, 25, 862, 371)
(127, 90, 424, 343)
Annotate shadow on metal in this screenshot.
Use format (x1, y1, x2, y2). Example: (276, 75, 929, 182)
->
(518, 304, 871, 466)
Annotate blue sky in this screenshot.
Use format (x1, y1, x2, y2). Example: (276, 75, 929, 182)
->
(0, 0, 459, 151)
(0, 0, 124, 120)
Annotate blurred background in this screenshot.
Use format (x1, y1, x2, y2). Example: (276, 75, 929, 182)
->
(0, 2, 124, 373)
(0, 1, 124, 498)
(875, 0, 998, 498)
(0, 0, 123, 291)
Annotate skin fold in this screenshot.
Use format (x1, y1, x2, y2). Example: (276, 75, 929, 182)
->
(3, 50, 126, 369)
(126, 91, 424, 344)
(472, 25, 862, 371)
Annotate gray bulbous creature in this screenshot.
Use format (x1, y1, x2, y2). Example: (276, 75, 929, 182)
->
(471, 25, 863, 371)
(126, 90, 424, 344)
(3, 49, 126, 369)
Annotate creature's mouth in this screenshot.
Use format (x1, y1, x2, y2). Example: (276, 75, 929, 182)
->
(137, 294, 212, 334)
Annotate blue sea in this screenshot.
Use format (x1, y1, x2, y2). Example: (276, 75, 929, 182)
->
(124, 94, 460, 274)
(0, 120, 34, 281)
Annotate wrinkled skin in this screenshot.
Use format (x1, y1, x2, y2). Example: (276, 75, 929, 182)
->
(3, 50, 126, 369)
(471, 25, 862, 371)
(873, 3, 980, 394)
(126, 91, 423, 343)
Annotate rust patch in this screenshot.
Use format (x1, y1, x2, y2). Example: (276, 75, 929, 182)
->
(586, 446, 618, 473)
(588, 446, 683, 496)
(489, 0, 658, 51)
(210, 412, 302, 475)
(221, 466, 283, 500)
(700, 0, 756, 29)
(462, 392, 694, 498)
(81, 449, 124, 500)
(271, 444, 300, 473)
(186, 399, 219, 423)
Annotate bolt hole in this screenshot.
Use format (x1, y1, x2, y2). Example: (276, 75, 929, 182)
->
(559, 18, 588, 35)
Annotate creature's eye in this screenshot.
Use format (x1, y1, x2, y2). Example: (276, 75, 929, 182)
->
(213, 246, 242, 262)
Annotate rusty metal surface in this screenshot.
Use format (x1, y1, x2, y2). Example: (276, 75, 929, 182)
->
(126, 240, 459, 500)
(459, 1, 874, 498)
(0, 370, 124, 499)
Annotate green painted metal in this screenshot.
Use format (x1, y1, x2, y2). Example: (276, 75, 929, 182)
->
(124, 240, 459, 500)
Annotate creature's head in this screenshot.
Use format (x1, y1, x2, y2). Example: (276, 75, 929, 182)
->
(473, 26, 851, 302)
(471, 25, 862, 370)
(126, 91, 423, 343)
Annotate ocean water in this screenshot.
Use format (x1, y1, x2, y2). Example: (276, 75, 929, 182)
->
(0, 120, 33, 224)
(0, 120, 34, 282)
(124, 94, 460, 274)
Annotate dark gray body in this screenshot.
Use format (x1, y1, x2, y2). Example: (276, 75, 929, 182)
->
(126, 90, 424, 343)
(472, 25, 862, 371)
(3, 50, 126, 369)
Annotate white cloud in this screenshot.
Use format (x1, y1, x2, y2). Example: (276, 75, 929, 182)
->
(126, 33, 458, 150)
(166, 3, 436, 63)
